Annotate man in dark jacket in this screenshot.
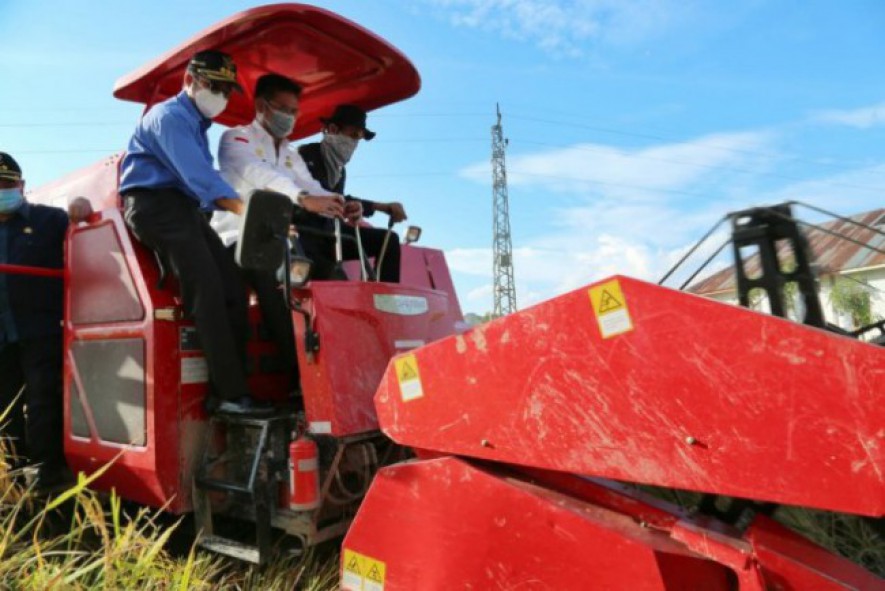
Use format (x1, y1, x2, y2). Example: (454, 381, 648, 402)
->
(0, 151, 90, 490)
(298, 104, 407, 283)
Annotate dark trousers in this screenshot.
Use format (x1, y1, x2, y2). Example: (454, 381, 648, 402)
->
(231, 246, 299, 390)
(123, 189, 250, 402)
(0, 336, 65, 470)
(301, 225, 401, 283)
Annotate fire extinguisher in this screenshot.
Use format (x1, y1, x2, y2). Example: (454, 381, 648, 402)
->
(288, 436, 320, 510)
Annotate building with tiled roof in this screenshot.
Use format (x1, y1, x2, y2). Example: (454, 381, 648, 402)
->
(689, 208, 885, 329)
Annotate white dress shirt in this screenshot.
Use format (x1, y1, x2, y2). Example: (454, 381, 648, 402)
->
(212, 120, 336, 247)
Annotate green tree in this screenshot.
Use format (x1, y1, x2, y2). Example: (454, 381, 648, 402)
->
(828, 276, 878, 328)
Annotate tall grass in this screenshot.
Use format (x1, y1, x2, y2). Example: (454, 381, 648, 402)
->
(639, 484, 885, 577)
(0, 439, 339, 590)
(777, 506, 885, 577)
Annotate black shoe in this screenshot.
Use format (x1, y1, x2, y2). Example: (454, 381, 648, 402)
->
(215, 396, 274, 416)
(203, 395, 221, 414)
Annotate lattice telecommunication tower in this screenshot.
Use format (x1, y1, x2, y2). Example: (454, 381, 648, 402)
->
(491, 103, 517, 317)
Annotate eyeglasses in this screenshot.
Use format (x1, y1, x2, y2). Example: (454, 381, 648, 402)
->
(329, 124, 364, 140)
(197, 76, 235, 98)
(263, 98, 299, 117)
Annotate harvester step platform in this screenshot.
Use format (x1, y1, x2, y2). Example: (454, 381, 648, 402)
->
(192, 411, 296, 564)
(198, 535, 262, 565)
(193, 476, 252, 496)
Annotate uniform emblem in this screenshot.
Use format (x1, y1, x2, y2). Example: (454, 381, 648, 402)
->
(256, 148, 265, 158)
(23, 227, 33, 234)
(285, 158, 293, 169)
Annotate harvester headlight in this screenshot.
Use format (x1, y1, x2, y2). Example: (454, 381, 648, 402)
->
(404, 225, 422, 244)
(278, 255, 313, 287)
(289, 255, 313, 287)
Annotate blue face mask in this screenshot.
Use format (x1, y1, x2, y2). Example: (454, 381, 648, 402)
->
(0, 188, 24, 214)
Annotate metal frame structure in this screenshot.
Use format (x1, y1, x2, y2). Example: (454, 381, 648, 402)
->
(491, 103, 517, 317)
(730, 203, 826, 328)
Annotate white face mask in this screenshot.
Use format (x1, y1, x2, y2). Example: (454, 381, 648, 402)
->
(193, 87, 228, 119)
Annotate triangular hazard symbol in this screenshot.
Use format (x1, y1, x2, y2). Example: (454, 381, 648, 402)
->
(400, 361, 418, 381)
(597, 289, 622, 314)
(367, 564, 383, 582)
(346, 556, 361, 574)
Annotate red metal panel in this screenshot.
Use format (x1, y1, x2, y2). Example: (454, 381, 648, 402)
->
(398, 245, 465, 330)
(375, 275, 885, 516)
(112, 4, 420, 139)
(422, 247, 465, 323)
(0, 264, 63, 278)
(29, 154, 122, 212)
(69, 221, 144, 324)
(296, 281, 458, 436)
(398, 244, 430, 288)
(65, 209, 198, 513)
(342, 457, 734, 590)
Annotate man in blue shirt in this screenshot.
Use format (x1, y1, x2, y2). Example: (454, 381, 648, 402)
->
(0, 152, 77, 490)
(119, 50, 267, 415)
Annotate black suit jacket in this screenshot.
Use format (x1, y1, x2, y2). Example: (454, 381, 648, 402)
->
(0, 202, 67, 344)
(297, 142, 376, 220)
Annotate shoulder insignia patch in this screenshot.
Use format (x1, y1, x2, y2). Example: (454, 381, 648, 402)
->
(234, 137, 249, 143)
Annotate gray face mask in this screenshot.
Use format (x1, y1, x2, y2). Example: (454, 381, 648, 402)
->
(261, 102, 296, 139)
(320, 133, 359, 189)
(322, 133, 358, 164)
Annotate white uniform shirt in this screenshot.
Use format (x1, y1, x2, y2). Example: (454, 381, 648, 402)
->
(212, 120, 336, 247)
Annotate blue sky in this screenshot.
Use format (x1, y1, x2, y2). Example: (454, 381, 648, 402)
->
(2, 1, 885, 314)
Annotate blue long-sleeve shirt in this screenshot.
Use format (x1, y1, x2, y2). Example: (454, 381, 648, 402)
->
(119, 91, 238, 209)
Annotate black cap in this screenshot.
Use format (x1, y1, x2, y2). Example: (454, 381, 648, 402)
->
(321, 104, 376, 140)
(187, 50, 243, 92)
(0, 152, 22, 182)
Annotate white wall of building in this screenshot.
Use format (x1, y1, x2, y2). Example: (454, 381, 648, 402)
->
(706, 265, 885, 332)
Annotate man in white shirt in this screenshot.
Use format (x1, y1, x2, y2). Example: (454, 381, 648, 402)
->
(213, 74, 346, 392)
(212, 77, 346, 247)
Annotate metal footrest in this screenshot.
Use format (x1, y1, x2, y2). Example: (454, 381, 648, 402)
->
(193, 476, 252, 495)
(192, 412, 295, 564)
(199, 534, 261, 564)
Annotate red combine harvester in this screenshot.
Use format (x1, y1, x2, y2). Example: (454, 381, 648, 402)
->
(345, 205, 885, 589)
(26, 3, 463, 563)
(11, 4, 882, 588)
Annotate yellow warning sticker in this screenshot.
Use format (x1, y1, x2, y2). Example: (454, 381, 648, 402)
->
(588, 279, 634, 338)
(342, 548, 386, 591)
(394, 353, 424, 402)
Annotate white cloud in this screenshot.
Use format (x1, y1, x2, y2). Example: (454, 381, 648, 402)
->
(750, 162, 885, 217)
(423, 0, 687, 57)
(809, 101, 885, 129)
(460, 130, 775, 200)
(466, 283, 494, 302)
(452, 129, 779, 312)
(450, 125, 885, 314)
(451, 239, 672, 313)
(447, 247, 492, 276)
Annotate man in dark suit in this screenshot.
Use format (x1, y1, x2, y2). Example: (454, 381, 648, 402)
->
(0, 151, 91, 490)
(298, 104, 407, 283)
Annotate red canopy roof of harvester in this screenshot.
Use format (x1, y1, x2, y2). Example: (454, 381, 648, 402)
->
(113, 3, 421, 140)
